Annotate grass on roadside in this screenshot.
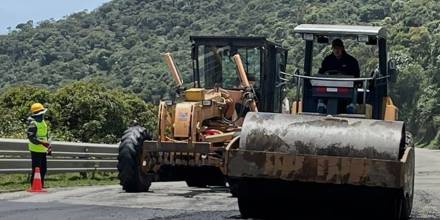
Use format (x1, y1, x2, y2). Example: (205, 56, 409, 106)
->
(0, 171, 119, 192)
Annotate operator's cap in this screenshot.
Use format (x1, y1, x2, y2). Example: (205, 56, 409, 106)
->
(332, 39, 344, 48)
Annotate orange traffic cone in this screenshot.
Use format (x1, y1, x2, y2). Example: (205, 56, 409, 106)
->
(27, 167, 47, 192)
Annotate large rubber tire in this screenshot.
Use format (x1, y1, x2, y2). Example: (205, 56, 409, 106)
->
(386, 131, 414, 219)
(117, 126, 152, 192)
(157, 165, 185, 181)
(236, 180, 268, 219)
(185, 166, 226, 188)
(227, 178, 238, 197)
(399, 131, 414, 219)
(237, 196, 259, 219)
(185, 167, 207, 187)
(185, 178, 207, 188)
(206, 166, 227, 187)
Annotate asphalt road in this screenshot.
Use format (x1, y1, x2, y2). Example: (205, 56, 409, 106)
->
(411, 148, 440, 219)
(0, 148, 439, 220)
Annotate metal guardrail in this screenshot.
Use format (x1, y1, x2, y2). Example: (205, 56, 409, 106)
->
(0, 138, 118, 173)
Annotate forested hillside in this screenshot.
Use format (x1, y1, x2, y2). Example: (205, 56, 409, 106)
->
(0, 0, 439, 147)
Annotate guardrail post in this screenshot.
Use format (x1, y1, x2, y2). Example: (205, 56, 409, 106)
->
(92, 165, 98, 179)
(79, 146, 89, 178)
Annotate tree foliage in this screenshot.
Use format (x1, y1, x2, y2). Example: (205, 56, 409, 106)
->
(0, 82, 157, 143)
(0, 0, 439, 147)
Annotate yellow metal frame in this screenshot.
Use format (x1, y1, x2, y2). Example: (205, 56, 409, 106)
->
(383, 96, 398, 121)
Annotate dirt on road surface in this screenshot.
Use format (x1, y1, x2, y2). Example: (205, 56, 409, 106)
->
(0, 148, 439, 220)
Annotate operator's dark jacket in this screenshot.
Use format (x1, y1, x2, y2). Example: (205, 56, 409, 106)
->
(318, 52, 360, 78)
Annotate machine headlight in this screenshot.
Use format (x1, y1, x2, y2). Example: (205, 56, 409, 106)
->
(202, 100, 212, 106)
(164, 100, 173, 106)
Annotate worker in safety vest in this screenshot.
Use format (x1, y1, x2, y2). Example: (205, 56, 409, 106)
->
(27, 103, 51, 187)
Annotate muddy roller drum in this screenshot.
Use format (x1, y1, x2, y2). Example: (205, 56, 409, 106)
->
(240, 112, 406, 160)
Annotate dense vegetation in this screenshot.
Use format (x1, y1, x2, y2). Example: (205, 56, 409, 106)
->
(0, 0, 439, 148)
(0, 82, 156, 143)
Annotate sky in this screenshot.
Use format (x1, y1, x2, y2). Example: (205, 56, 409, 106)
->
(0, 0, 111, 34)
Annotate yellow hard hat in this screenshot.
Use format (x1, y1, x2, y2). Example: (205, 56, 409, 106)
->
(30, 103, 47, 115)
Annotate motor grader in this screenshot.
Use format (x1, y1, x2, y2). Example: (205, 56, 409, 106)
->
(226, 24, 415, 219)
(117, 36, 288, 191)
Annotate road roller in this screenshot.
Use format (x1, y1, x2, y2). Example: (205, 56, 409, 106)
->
(226, 24, 415, 219)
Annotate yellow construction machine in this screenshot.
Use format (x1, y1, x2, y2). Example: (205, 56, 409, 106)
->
(117, 36, 287, 190)
(226, 24, 414, 219)
(118, 25, 414, 219)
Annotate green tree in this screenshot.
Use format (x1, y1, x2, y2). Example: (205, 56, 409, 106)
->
(0, 0, 439, 147)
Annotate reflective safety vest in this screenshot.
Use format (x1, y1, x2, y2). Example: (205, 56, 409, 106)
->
(28, 120, 48, 153)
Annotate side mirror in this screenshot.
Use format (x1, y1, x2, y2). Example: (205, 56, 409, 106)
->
(388, 59, 398, 83)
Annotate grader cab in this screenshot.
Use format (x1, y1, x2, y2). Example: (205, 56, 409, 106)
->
(117, 36, 288, 191)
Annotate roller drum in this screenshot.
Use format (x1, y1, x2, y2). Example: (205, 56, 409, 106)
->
(240, 112, 404, 160)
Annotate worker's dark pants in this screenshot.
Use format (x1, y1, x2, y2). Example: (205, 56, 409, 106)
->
(30, 152, 47, 187)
